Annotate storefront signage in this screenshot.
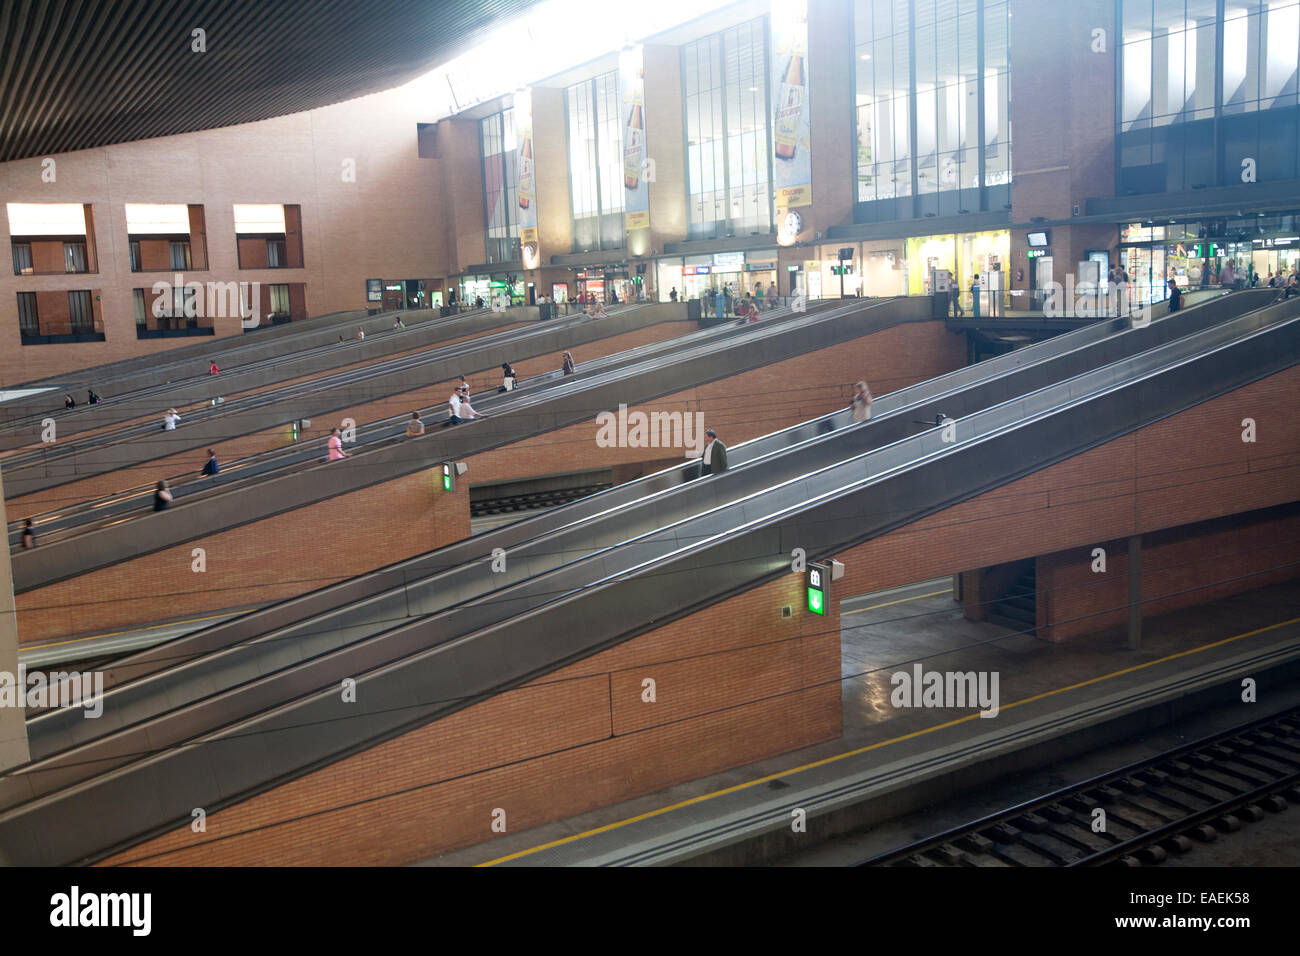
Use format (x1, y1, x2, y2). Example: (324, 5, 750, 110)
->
(713, 251, 745, 270)
(683, 265, 711, 276)
(384, 284, 401, 291)
(745, 261, 777, 272)
(1026, 248, 1050, 259)
(366, 279, 382, 302)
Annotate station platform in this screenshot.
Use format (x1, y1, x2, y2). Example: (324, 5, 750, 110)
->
(418, 577, 1300, 866)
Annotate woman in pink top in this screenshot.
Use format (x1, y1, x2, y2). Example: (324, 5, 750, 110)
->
(327, 427, 348, 461)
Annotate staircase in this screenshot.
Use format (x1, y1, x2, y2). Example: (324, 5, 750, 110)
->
(987, 562, 1037, 635)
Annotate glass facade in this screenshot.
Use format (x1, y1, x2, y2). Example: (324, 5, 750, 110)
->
(682, 18, 774, 240)
(480, 109, 522, 263)
(854, 0, 1011, 221)
(1119, 0, 1300, 193)
(566, 72, 625, 252)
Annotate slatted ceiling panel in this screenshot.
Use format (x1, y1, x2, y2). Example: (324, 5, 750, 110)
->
(0, 0, 540, 162)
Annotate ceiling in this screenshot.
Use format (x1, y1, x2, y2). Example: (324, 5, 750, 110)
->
(0, 0, 542, 163)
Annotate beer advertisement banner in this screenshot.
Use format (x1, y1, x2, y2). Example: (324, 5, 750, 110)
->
(514, 88, 539, 255)
(619, 46, 650, 235)
(771, 0, 811, 210)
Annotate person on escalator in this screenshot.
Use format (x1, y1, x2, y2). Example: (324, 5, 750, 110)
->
(64, 393, 76, 410)
(441, 385, 484, 427)
(500, 362, 517, 392)
(21, 519, 35, 550)
(561, 351, 576, 375)
(405, 411, 426, 438)
(163, 408, 182, 430)
(153, 480, 173, 511)
(201, 449, 220, 476)
(327, 427, 348, 461)
(87, 388, 101, 404)
(849, 380, 873, 423)
(699, 429, 728, 477)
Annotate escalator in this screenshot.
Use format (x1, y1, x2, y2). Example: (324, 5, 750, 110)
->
(2, 290, 1293, 865)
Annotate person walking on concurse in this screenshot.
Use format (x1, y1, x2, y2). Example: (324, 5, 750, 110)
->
(1167, 277, 1183, 313)
(561, 351, 576, 376)
(849, 380, 873, 423)
(153, 480, 173, 511)
(327, 427, 348, 461)
(700, 429, 728, 477)
(670, 287, 678, 302)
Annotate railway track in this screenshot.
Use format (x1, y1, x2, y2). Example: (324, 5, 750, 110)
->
(858, 707, 1300, 867)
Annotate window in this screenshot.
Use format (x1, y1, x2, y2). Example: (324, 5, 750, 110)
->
(67, 290, 93, 333)
(133, 288, 147, 327)
(169, 240, 192, 270)
(566, 72, 626, 252)
(12, 242, 32, 275)
(1118, 0, 1298, 192)
(64, 242, 87, 273)
(854, 0, 1010, 218)
(165, 285, 198, 328)
(270, 283, 290, 316)
(480, 110, 522, 263)
(130, 240, 141, 272)
(683, 18, 773, 240)
(17, 292, 38, 335)
(266, 239, 285, 268)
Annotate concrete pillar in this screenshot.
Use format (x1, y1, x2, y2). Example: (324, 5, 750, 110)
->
(0, 467, 31, 770)
(1127, 534, 1142, 650)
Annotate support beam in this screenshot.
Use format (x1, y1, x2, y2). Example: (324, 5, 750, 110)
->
(1127, 533, 1142, 650)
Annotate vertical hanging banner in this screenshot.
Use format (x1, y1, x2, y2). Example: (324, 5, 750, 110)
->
(620, 46, 650, 238)
(515, 88, 540, 269)
(771, 0, 812, 210)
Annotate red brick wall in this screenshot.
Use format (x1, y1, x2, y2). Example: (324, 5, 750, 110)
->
(16, 469, 470, 644)
(1036, 507, 1300, 642)
(99, 572, 841, 866)
(832, 365, 1300, 631)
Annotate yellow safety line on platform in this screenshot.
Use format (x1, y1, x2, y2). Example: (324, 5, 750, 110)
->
(478, 613, 1300, 866)
(21, 613, 232, 651)
(842, 587, 951, 615)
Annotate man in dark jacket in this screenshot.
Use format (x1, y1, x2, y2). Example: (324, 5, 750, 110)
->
(700, 429, 728, 477)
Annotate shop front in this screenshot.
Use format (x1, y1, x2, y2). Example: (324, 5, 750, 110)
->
(904, 230, 1010, 296)
(1120, 215, 1300, 304)
(573, 266, 633, 305)
(657, 249, 780, 304)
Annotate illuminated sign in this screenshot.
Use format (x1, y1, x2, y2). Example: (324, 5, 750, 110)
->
(442, 462, 454, 491)
(807, 563, 827, 615)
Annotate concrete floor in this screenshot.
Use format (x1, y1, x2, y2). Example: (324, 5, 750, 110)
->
(423, 576, 1300, 866)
